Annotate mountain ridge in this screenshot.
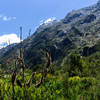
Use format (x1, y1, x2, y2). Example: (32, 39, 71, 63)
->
(0, 1, 100, 68)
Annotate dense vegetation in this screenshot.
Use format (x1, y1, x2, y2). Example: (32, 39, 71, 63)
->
(0, 50, 100, 100)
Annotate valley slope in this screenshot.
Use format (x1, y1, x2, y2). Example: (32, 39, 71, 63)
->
(1, 1, 100, 68)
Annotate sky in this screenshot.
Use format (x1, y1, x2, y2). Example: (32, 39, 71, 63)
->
(0, 0, 98, 48)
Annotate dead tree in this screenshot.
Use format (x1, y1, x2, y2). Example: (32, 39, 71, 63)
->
(26, 72, 36, 87)
(11, 69, 16, 94)
(11, 61, 17, 99)
(11, 27, 52, 89)
(20, 26, 25, 87)
(35, 50, 52, 87)
(25, 50, 52, 88)
(16, 26, 26, 87)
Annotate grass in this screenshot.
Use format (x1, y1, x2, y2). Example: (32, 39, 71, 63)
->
(0, 71, 99, 100)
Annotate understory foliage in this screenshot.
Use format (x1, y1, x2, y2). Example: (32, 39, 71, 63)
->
(0, 52, 100, 100)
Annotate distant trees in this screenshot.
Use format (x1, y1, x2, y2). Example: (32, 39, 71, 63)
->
(66, 54, 88, 77)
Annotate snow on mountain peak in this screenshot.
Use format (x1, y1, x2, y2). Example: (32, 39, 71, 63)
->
(40, 17, 56, 25)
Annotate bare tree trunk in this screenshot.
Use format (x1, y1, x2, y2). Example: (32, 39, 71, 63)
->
(11, 66, 17, 100)
(35, 50, 52, 87)
(26, 72, 36, 87)
(20, 26, 25, 87)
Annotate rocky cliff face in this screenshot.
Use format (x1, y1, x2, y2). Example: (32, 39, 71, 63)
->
(0, 1, 100, 68)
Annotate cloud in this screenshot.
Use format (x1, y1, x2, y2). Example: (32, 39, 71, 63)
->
(0, 14, 16, 21)
(40, 17, 56, 25)
(0, 33, 20, 48)
(2, 16, 16, 21)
